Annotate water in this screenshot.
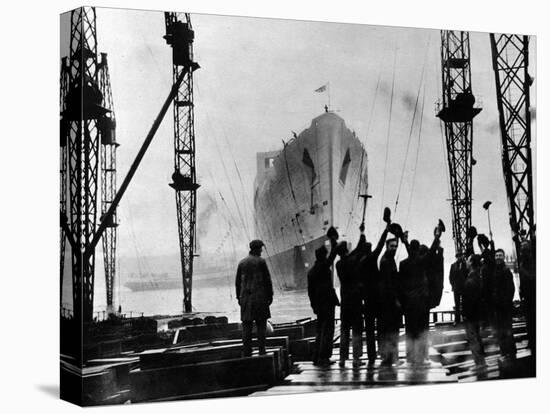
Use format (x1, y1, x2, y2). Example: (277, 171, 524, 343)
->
(89, 279, 455, 323)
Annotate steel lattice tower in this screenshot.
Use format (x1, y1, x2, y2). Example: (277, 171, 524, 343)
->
(490, 34, 535, 256)
(60, 57, 70, 305)
(164, 12, 200, 313)
(437, 31, 482, 255)
(64, 7, 107, 323)
(99, 53, 119, 314)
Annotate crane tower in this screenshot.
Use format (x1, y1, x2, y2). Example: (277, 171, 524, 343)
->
(489, 34, 535, 257)
(61, 7, 110, 324)
(437, 30, 482, 255)
(99, 53, 119, 314)
(164, 13, 200, 313)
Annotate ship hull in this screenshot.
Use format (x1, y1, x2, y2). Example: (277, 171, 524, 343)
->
(254, 112, 368, 289)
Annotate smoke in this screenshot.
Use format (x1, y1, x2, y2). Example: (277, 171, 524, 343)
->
(484, 120, 500, 135)
(196, 190, 219, 248)
(530, 106, 536, 121)
(401, 92, 417, 112)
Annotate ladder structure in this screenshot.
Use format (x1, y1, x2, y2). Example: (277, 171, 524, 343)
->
(98, 53, 119, 314)
(164, 12, 200, 313)
(60, 57, 70, 305)
(437, 30, 482, 256)
(62, 7, 109, 324)
(489, 34, 535, 257)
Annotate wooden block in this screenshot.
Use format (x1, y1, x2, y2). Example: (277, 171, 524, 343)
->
(130, 354, 280, 402)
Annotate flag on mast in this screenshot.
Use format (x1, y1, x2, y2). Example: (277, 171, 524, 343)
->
(314, 84, 327, 93)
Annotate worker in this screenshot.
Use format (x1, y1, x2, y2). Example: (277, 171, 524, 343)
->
(378, 237, 402, 368)
(478, 234, 495, 328)
(307, 229, 339, 367)
(399, 225, 441, 366)
(449, 251, 467, 324)
(336, 240, 364, 368)
(235, 239, 274, 357)
(518, 239, 536, 356)
(462, 254, 487, 372)
(492, 248, 516, 361)
(357, 223, 390, 366)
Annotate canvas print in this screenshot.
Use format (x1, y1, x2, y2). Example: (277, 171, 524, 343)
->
(59, 6, 536, 406)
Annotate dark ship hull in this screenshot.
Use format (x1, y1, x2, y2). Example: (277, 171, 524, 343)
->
(254, 112, 368, 290)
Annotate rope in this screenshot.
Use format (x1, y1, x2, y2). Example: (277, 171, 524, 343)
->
(379, 45, 398, 232)
(404, 81, 427, 229)
(394, 35, 431, 216)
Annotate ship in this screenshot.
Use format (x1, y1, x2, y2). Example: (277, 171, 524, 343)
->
(254, 110, 368, 290)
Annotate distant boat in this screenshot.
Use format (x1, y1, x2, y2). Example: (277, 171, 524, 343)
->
(124, 267, 233, 292)
(254, 111, 368, 290)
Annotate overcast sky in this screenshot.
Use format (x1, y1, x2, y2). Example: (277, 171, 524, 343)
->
(61, 8, 536, 271)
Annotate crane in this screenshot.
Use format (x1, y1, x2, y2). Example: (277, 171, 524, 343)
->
(489, 34, 535, 259)
(98, 53, 119, 315)
(437, 30, 482, 256)
(60, 57, 69, 308)
(164, 12, 200, 313)
(61, 7, 109, 326)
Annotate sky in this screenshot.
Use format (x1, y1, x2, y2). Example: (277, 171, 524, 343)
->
(60, 8, 536, 284)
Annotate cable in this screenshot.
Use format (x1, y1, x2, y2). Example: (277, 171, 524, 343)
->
(394, 35, 431, 217)
(379, 44, 398, 232)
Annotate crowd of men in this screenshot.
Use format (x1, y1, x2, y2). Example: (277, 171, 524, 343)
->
(234, 215, 536, 373)
(451, 234, 537, 369)
(306, 214, 445, 368)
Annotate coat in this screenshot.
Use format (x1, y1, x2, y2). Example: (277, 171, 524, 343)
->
(235, 254, 274, 321)
(462, 269, 482, 321)
(492, 264, 515, 310)
(428, 246, 444, 308)
(378, 252, 402, 330)
(449, 259, 467, 293)
(336, 254, 363, 323)
(307, 242, 340, 316)
(398, 256, 429, 311)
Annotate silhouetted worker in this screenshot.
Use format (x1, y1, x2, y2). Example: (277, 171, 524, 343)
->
(449, 251, 467, 324)
(463, 254, 487, 371)
(378, 237, 402, 368)
(399, 226, 441, 366)
(336, 240, 364, 368)
(518, 239, 536, 356)
(478, 234, 495, 328)
(492, 248, 516, 361)
(357, 223, 390, 366)
(427, 240, 445, 310)
(307, 232, 339, 367)
(235, 239, 274, 357)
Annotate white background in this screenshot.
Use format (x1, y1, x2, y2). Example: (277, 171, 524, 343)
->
(0, 0, 546, 412)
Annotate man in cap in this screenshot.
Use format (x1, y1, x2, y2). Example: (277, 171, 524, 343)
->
(235, 239, 274, 356)
(307, 230, 339, 367)
(518, 239, 536, 356)
(356, 223, 390, 366)
(398, 225, 442, 366)
(449, 251, 467, 324)
(492, 248, 516, 362)
(378, 236, 402, 368)
(463, 254, 487, 372)
(335, 240, 364, 368)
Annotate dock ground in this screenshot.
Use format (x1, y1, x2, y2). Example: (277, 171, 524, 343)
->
(253, 318, 533, 396)
(61, 315, 534, 405)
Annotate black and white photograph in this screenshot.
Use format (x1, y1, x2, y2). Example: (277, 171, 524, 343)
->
(56, 5, 539, 406)
(3, 1, 547, 411)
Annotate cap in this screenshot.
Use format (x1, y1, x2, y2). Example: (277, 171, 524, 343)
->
(249, 239, 265, 250)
